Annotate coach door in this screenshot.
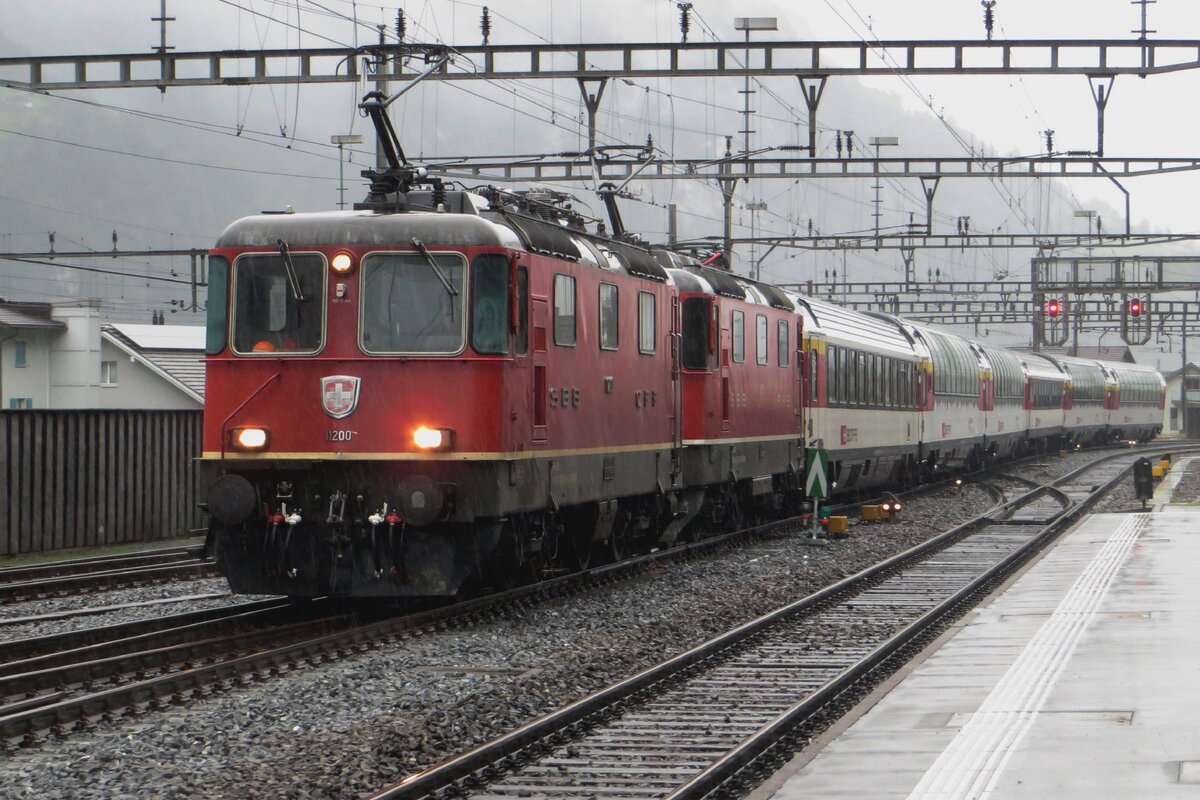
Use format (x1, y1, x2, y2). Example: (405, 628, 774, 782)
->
(531, 296, 549, 443)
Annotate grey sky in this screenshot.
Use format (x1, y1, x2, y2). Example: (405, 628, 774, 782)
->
(2, 0, 1198, 324)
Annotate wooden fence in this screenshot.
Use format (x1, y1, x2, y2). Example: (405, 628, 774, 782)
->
(0, 410, 204, 557)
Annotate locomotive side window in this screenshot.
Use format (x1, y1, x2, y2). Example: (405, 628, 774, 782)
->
(471, 254, 509, 355)
(638, 291, 656, 355)
(206, 256, 228, 355)
(756, 314, 768, 366)
(361, 252, 466, 354)
(681, 297, 714, 370)
(599, 283, 619, 351)
(731, 310, 745, 363)
(777, 320, 789, 367)
(553, 274, 576, 346)
(232, 253, 325, 355)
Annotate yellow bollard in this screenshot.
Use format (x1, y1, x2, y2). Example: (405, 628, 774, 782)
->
(1152, 465, 1164, 479)
(861, 505, 882, 522)
(826, 516, 849, 535)
(1160, 459, 1171, 473)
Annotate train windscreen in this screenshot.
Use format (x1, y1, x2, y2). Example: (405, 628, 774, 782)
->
(360, 252, 467, 354)
(231, 253, 325, 355)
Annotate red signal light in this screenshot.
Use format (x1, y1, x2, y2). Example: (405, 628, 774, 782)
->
(1128, 298, 1143, 317)
(1046, 298, 1061, 318)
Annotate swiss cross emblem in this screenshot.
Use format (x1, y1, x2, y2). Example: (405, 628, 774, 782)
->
(321, 375, 361, 419)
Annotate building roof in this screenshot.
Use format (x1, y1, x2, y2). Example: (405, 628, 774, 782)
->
(101, 324, 205, 403)
(0, 300, 66, 330)
(1164, 362, 1200, 380)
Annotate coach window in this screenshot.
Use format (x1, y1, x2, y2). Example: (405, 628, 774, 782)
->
(732, 310, 745, 363)
(810, 350, 819, 403)
(638, 291, 656, 354)
(756, 314, 768, 365)
(553, 274, 576, 346)
(847, 350, 857, 404)
(233, 252, 325, 355)
(471, 254, 509, 355)
(599, 283, 619, 351)
(826, 345, 837, 403)
(837, 347, 848, 404)
(828, 346, 839, 403)
(778, 321, 790, 367)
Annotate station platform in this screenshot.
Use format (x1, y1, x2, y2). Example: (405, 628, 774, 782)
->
(754, 459, 1200, 800)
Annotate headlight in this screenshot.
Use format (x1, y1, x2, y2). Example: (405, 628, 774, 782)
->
(330, 251, 355, 274)
(413, 426, 454, 451)
(231, 427, 269, 451)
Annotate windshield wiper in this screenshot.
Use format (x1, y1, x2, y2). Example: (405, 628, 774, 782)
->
(410, 237, 459, 298)
(275, 239, 304, 301)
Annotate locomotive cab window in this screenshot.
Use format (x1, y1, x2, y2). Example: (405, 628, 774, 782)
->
(515, 266, 529, 355)
(232, 253, 325, 355)
(206, 255, 229, 355)
(553, 274, 576, 346)
(471, 254, 509, 355)
(361, 251, 466, 354)
(777, 320, 789, 367)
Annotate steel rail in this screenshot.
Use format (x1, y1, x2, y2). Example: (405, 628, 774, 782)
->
(0, 545, 205, 582)
(362, 447, 1181, 800)
(0, 560, 219, 604)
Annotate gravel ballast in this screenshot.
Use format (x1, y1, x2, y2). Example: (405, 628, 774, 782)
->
(0, 451, 1136, 799)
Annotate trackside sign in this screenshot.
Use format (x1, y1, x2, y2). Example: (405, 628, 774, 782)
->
(805, 448, 829, 498)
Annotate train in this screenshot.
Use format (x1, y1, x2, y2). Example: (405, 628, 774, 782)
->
(200, 184, 1165, 599)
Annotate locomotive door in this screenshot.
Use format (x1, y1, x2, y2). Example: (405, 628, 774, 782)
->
(669, 294, 683, 483)
(531, 296, 549, 443)
(797, 322, 807, 434)
(719, 305, 732, 433)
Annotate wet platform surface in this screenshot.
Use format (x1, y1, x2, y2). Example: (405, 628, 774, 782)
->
(756, 458, 1200, 800)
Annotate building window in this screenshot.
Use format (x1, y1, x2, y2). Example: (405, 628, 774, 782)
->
(638, 291, 656, 354)
(101, 361, 118, 386)
(8, 398, 32, 409)
(553, 274, 576, 346)
(599, 283, 619, 350)
(14, 341, 27, 368)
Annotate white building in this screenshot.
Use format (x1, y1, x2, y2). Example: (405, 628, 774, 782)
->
(1163, 363, 1199, 438)
(0, 301, 203, 410)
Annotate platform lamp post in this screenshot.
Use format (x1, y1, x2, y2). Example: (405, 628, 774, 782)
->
(869, 136, 899, 241)
(331, 134, 364, 210)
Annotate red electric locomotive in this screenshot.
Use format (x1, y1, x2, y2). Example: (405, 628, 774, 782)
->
(203, 185, 714, 597)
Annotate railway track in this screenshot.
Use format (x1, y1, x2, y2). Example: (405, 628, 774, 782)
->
(361, 446, 1192, 800)
(0, 444, 1182, 755)
(0, 517, 802, 749)
(0, 544, 216, 604)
